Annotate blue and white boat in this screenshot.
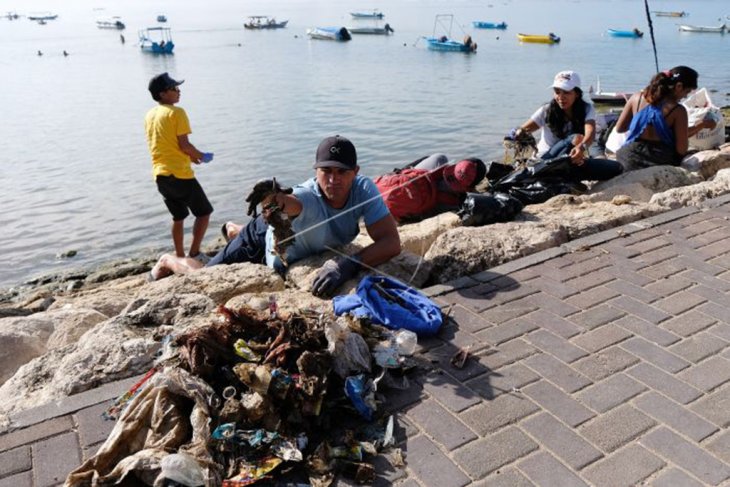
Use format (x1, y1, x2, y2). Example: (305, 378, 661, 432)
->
(350, 10, 384, 19)
(306, 26, 352, 41)
(424, 15, 476, 53)
(607, 28, 643, 38)
(139, 27, 174, 54)
(472, 21, 507, 29)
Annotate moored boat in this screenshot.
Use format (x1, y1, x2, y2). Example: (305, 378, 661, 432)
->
(517, 32, 560, 44)
(96, 16, 125, 30)
(349, 23, 394, 35)
(424, 14, 476, 53)
(306, 27, 352, 41)
(653, 10, 687, 17)
(139, 27, 174, 53)
(678, 24, 726, 33)
(472, 21, 507, 29)
(156, 15, 167, 23)
(28, 12, 58, 21)
(5, 11, 20, 20)
(607, 28, 643, 38)
(588, 78, 632, 106)
(350, 10, 384, 19)
(244, 16, 288, 29)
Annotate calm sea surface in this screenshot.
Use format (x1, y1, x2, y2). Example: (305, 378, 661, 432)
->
(1, 0, 729, 287)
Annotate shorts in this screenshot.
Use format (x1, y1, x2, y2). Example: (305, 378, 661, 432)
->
(616, 140, 681, 171)
(156, 175, 213, 221)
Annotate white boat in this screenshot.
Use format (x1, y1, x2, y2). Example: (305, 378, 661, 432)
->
(350, 10, 384, 19)
(28, 12, 58, 21)
(306, 26, 352, 41)
(349, 23, 394, 35)
(678, 24, 725, 33)
(139, 27, 174, 53)
(96, 16, 125, 30)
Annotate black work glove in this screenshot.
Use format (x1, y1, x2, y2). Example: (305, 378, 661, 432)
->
(244, 178, 293, 217)
(311, 256, 361, 298)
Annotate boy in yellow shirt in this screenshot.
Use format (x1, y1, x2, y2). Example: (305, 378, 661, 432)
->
(145, 72, 214, 261)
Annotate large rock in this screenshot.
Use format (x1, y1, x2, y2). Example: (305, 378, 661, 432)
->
(650, 168, 730, 209)
(589, 165, 703, 202)
(0, 308, 107, 385)
(225, 289, 330, 315)
(681, 148, 730, 179)
(397, 213, 462, 256)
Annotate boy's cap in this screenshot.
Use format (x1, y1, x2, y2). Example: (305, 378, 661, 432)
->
(148, 72, 184, 95)
(443, 158, 486, 192)
(551, 70, 581, 91)
(313, 135, 357, 170)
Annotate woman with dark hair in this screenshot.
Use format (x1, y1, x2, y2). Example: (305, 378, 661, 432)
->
(615, 65, 716, 169)
(515, 70, 623, 181)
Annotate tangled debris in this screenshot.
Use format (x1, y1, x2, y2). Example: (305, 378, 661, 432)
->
(66, 302, 415, 487)
(244, 178, 296, 264)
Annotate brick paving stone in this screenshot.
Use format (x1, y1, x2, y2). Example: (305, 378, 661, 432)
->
(522, 381, 594, 427)
(639, 427, 730, 485)
(609, 295, 672, 324)
(75, 402, 116, 447)
(698, 301, 730, 324)
(381, 378, 426, 414)
(33, 431, 82, 487)
(661, 310, 717, 337)
(614, 314, 680, 347)
(420, 343, 490, 382)
(570, 324, 631, 354)
(405, 399, 477, 451)
(437, 323, 487, 355)
(619, 337, 690, 373)
(626, 236, 671, 254)
(0, 471, 32, 487)
(475, 318, 538, 346)
(651, 468, 705, 487)
(479, 304, 539, 327)
(707, 430, 730, 464)
(458, 393, 539, 435)
(690, 284, 730, 308)
(639, 260, 687, 280)
(0, 416, 74, 452)
(599, 241, 641, 259)
(517, 450, 589, 487)
(564, 272, 615, 293)
(564, 285, 621, 310)
(523, 276, 578, 299)
(678, 356, 730, 392)
(670, 332, 729, 363)
(576, 373, 646, 413)
(690, 385, 730, 427)
(579, 404, 656, 453)
(525, 329, 588, 363)
(475, 468, 533, 487)
(627, 363, 702, 405)
(406, 435, 470, 487)
(396, 480, 421, 487)
(420, 370, 482, 413)
(452, 426, 537, 480)
(480, 285, 540, 311)
(604, 265, 654, 286)
(675, 255, 726, 277)
(475, 338, 538, 371)
(524, 311, 582, 339)
(510, 292, 580, 318)
(644, 276, 695, 298)
(681, 269, 730, 292)
(447, 305, 494, 333)
(582, 444, 665, 487)
(635, 246, 681, 267)
(633, 391, 718, 442)
(569, 305, 626, 331)
(696, 239, 730, 261)
(653, 291, 707, 315)
(605, 279, 660, 304)
(0, 445, 30, 478)
(523, 353, 592, 393)
(571, 346, 639, 382)
(520, 412, 602, 469)
(709, 323, 730, 342)
(465, 363, 540, 400)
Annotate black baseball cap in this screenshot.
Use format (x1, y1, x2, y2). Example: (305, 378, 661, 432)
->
(148, 72, 184, 96)
(313, 135, 357, 170)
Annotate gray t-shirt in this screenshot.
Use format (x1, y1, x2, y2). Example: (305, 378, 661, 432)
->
(530, 102, 596, 157)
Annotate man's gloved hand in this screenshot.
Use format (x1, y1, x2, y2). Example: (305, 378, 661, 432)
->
(200, 152, 214, 163)
(311, 256, 361, 298)
(245, 178, 293, 217)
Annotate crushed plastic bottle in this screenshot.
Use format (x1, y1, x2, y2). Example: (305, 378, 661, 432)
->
(394, 329, 417, 356)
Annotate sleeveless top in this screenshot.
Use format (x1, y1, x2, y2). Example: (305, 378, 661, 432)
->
(624, 100, 677, 147)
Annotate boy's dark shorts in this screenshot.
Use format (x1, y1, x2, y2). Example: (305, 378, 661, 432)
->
(156, 175, 213, 221)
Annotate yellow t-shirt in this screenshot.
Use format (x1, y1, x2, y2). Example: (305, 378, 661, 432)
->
(145, 104, 194, 179)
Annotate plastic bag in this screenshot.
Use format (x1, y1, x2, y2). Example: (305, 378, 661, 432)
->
(325, 318, 372, 378)
(605, 125, 628, 154)
(683, 88, 725, 151)
(158, 452, 207, 487)
(458, 192, 524, 226)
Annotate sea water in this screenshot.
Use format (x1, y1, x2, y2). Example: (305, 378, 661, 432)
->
(1, 0, 729, 287)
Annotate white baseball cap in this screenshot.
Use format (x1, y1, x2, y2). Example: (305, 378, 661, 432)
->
(551, 70, 581, 91)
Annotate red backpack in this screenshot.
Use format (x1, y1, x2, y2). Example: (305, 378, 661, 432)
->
(374, 168, 441, 222)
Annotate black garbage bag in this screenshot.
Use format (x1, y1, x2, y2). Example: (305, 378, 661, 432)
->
(458, 192, 524, 227)
(490, 155, 586, 205)
(484, 161, 515, 185)
(507, 180, 587, 205)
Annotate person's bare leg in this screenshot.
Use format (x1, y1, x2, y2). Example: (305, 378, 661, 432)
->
(172, 220, 185, 257)
(150, 253, 204, 280)
(189, 214, 210, 257)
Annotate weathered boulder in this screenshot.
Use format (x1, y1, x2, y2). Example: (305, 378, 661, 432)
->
(589, 165, 703, 202)
(0, 308, 107, 384)
(397, 213, 462, 256)
(681, 148, 730, 179)
(48, 275, 145, 318)
(650, 168, 730, 209)
(226, 289, 330, 315)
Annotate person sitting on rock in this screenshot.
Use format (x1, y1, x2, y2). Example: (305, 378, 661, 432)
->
(150, 135, 401, 298)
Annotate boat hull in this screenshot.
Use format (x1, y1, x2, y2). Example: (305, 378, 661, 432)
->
(425, 37, 474, 52)
(607, 29, 642, 38)
(244, 20, 288, 29)
(678, 24, 725, 33)
(349, 27, 392, 35)
(307, 27, 352, 41)
(350, 12, 384, 19)
(654, 11, 687, 17)
(140, 42, 174, 54)
(517, 33, 560, 44)
(472, 21, 507, 29)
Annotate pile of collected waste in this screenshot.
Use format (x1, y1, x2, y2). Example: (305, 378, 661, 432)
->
(65, 293, 427, 486)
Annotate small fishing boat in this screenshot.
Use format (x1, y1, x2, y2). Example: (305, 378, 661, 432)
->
(607, 28, 643, 38)
(138, 27, 174, 53)
(96, 16, 126, 30)
(244, 16, 288, 29)
(349, 23, 394, 35)
(350, 10, 384, 19)
(517, 32, 560, 44)
(424, 15, 477, 53)
(306, 27, 352, 41)
(653, 10, 687, 17)
(678, 24, 726, 33)
(28, 12, 58, 21)
(156, 15, 167, 23)
(472, 21, 507, 29)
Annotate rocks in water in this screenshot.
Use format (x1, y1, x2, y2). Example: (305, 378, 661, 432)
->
(56, 250, 77, 259)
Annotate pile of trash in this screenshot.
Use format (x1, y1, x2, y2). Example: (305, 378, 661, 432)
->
(65, 292, 428, 487)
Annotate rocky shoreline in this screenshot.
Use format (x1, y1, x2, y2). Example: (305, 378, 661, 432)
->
(1, 146, 730, 430)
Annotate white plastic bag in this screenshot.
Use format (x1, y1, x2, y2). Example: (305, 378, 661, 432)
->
(325, 318, 372, 378)
(158, 452, 207, 486)
(683, 88, 725, 151)
(605, 126, 628, 155)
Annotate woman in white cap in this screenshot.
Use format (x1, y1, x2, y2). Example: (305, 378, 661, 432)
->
(514, 70, 623, 181)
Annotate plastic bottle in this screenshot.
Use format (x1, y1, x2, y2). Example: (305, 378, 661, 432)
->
(394, 329, 418, 356)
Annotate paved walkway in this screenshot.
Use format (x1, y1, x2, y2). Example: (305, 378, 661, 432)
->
(2, 195, 730, 486)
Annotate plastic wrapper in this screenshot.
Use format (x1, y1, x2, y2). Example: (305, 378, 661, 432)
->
(344, 375, 376, 421)
(159, 452, 207, 487)
(325, 318, 372, 378)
